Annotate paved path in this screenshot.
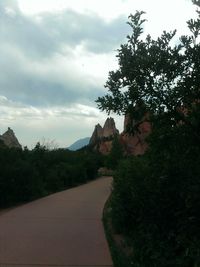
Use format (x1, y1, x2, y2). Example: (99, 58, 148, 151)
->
(0, 176, 113, 267)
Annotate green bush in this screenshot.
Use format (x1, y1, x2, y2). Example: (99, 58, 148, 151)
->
(110, 143, 200, 267)
(0, 145, 102, 208)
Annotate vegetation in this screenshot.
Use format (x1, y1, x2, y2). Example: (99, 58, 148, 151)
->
(105, 135, 124, 170)
(103, 197, 133, 267)
(0, 143, 102, 208)
(97, 1, 200, 266)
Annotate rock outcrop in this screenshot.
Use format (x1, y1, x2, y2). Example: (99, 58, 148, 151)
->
(102, 117, 119, 138)
(89, 117, 119, 155)
(98, 140, 113, 155)
(90, 113, 151, 156)
(0, 127, 22, 149)
(120, 113, 151, 155)
(89, 124, 103, 145)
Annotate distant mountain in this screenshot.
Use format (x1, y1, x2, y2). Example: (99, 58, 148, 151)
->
(68, 137, 90, 151)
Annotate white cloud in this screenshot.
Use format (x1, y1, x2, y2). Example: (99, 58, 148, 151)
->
(18, 0, 130, 21)
(0, 94, 124, 148)
(18, 0, 197, 31)
(0, 0, 198, 148)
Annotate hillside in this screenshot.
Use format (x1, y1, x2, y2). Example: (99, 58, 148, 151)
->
(68, 137, 90, 151)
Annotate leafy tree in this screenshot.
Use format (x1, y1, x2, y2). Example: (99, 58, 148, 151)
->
(96, 6, 200, 136)
(97, 3, 200, 266)
(106, 135, 123, 169)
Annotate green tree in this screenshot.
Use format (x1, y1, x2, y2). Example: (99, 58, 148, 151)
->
(106, 135, 123, 169)
(96, 7, 200, 136)
(97, 3, 200, 267)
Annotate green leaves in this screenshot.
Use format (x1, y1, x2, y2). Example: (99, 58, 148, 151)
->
(187, 17, 200, 44)
(127, 11, 146, 47)
(97, 11, 180, 118)
(192, 0, 200, 7)
(0, 146, 102, 208)
(96, 9, 200, 132)
(99, 6, 200, 267)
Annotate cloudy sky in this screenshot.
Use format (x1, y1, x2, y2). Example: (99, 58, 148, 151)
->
(0, 0, 197, 148)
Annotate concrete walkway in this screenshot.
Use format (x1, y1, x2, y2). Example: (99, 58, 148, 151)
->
(0, 176, 113, 267)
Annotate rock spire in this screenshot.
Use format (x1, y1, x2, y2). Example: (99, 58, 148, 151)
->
(0, 127, 22, 149)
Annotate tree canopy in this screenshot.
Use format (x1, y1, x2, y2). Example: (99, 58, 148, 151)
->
(96, 4, 200, 133)
(99, 2, 200, 266)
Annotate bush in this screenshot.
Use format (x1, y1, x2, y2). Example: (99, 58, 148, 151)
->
(110, 145, 200, 267)
(0, 146, 102, 208)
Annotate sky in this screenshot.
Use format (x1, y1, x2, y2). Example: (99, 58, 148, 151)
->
(0, 0, 197, 148)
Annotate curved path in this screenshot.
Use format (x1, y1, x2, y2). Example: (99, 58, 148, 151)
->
(0, 176, 113, 267)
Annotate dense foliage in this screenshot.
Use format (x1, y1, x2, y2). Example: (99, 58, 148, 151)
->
(0, 143, 102, 208)
(105, 135, 124, 169)
(97, 2, 200, 266)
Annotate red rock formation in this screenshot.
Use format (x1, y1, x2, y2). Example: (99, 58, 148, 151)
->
(89, 113, 151, 156)
(89, 124, 103, 145)
(0, 127, 22, 149)
(89, 117, 119, 154)
(99, 140, 113, 155)
(121, 113, 151, 155)
(102, 117, 119, 138)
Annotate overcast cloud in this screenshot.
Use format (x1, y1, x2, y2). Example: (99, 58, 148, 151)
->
(0, 0, 197, 147)
(0, 2, 129, 107)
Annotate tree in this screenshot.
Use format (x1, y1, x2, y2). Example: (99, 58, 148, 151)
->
(96, 7, 200, 136)
(97, 3, 200, 266)
(106, 135, 123, 169)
